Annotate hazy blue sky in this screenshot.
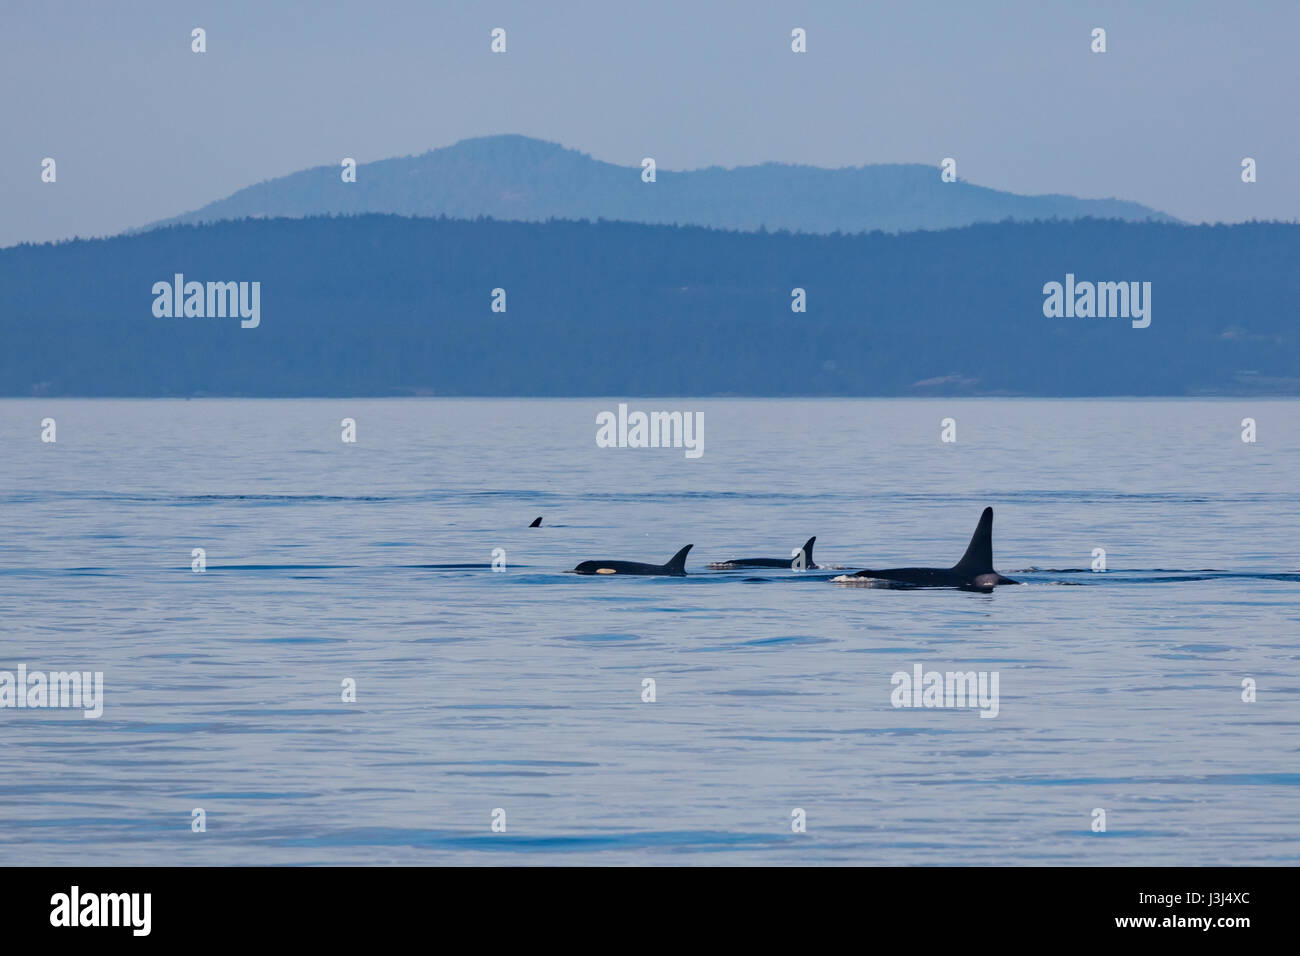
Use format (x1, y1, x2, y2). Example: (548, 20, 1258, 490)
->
(2, 0, 1295, 247)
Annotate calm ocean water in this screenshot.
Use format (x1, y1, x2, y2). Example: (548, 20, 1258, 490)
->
(0, 398, 1297, 865)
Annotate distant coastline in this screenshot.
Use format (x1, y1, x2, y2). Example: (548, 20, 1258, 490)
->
(3, 214, 1296, 398)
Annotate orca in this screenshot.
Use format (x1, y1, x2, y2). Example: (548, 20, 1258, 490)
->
(529, 516, 543, 527)
(709, 537, 816, 570)
(572, 545, 693, 576)
(838, 508, 1018, 592)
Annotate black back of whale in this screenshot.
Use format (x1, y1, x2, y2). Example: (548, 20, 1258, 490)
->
(716, 537, 816, 569)
(573, 545, 693, 576)
(851, 508, 1018, 591)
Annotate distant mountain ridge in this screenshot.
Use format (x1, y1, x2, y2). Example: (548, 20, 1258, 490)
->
(138, 134, 1177, 235)
(5, 215, 1295, 397)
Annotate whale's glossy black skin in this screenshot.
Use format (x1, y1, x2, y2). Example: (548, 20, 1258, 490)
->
(712, 537, 816, 570)
(529, 516, 543, 527)
(572, 545, 693, 576)
(849, 508, 1019, 592)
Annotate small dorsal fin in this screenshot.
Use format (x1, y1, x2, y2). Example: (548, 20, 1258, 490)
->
(529, 516, 542, 527)
(952, 508, 994, 572)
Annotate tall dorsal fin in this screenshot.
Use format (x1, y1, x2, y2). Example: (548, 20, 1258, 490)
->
(664, 544, 693, 573)
(798, 536, 816, 567)
(952, 507, 994, 572)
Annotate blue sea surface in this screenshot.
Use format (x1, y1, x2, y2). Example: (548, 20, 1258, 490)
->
(0, 398, 1297, 865)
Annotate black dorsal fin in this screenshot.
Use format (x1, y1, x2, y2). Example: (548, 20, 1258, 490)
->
(798, 536, 816, 567)
(529, 516, 542, 527)
(953, 508, 994, 572)
(664, 545, 693, 573)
